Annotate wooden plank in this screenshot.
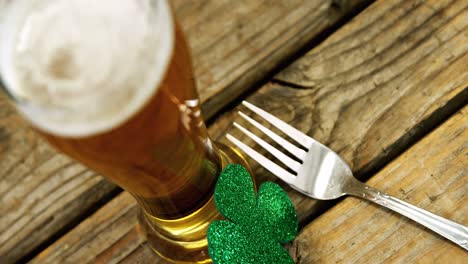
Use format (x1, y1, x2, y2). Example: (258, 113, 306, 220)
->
(32, 192, 145, 264)
(274, 0, 468, 172)
(31, 192, 171, 264)
(29, 0, 467, 262)
(0, 1, 371, 262)
(183, 0, 373, 119)
(211, 0, 468, 223)
(0, 106, 120, 264)
(288, 107, 467, 263)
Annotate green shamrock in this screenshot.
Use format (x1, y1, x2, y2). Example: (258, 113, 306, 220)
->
(207, 164, 298, 264)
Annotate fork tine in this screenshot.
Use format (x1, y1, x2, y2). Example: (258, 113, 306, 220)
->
(233, 122, 301, 172)
(238, 111, 307, 160)
(242, 101, 313, 148)
(226, 134, 296, 185)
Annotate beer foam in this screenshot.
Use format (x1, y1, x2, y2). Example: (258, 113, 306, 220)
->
(0, 0, 174, 137)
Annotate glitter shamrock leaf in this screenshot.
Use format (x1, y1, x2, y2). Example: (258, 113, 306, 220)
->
(207, 164, 298, 264)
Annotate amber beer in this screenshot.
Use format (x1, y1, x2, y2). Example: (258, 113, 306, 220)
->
(43, 25, 239, 260)
(45, 23, 220, 219)
(0, 0, 247, 262)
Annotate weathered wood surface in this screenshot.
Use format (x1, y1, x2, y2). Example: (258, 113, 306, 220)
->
(212, 0, 468, 224)
(177, 0, 371, 119)
(275, 0, 468, 174)
(0, 1, 372, 262)
(289, 107, 467, 264)
(31, 192, 170, 264)
(30, 0, 467, 263)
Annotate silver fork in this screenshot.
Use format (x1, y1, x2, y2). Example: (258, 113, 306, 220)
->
(227, 101, 468, 250)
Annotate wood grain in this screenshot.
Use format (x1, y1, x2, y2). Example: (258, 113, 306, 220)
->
(31, 192, 171, 264)
(289, 106, 467, 264)
(31, 192, 146, 264)
(0, 100, 120, 264)
(274, 0, 468, 172)
(182, 0, 372, 119)
(211, 0, 468, 223)
(29, 0, 467, 262)
(0, 1, 371, 262)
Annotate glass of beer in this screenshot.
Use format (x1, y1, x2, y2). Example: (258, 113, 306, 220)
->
(0, 0, 249, 262)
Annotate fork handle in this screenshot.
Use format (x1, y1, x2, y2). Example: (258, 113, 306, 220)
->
(348, 183, 468, 250)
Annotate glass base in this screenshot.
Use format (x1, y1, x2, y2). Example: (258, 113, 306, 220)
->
(138, 143, 251, 263)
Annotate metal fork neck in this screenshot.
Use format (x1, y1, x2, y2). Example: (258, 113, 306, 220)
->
(344, 179, 468, 250)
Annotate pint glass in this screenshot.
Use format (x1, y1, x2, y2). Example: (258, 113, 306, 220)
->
(0, 1, 248, 262)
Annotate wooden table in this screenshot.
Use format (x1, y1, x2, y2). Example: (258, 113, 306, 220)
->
(1, 0, 466, 263)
